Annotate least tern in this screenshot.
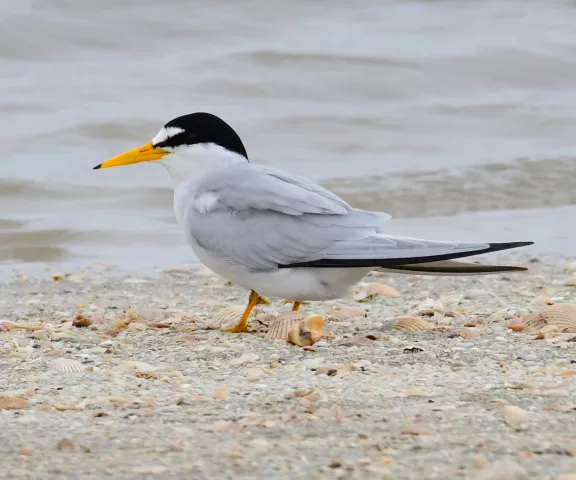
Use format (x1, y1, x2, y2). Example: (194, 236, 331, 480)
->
(95, 112, 533, 333)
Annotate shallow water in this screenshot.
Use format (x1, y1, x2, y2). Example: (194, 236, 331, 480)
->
(1, 0, 576, 271)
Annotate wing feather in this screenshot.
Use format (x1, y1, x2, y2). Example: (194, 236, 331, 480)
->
(179, 164, 490, 271)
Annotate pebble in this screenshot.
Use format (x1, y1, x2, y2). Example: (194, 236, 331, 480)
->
(502, 405, 529, 431)
(230, 353, 260, 366)
(477, 461, 528, 480)
(244, 367, 264, 382)
(301, 357, 325, 369)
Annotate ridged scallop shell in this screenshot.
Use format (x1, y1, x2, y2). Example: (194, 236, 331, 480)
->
(0, 393, 29, 409)
(265, 313, 324, 346)
(49, 358, 87, 374)
(211, 305, 253, 330)
(381, 316, 433, 332)
(265, 312, 305, 340)
(522, 304, 576, 333)
(328, 306, 368, 321)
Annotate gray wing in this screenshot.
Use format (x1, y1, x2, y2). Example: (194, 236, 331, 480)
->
(182, 164, 489, 270)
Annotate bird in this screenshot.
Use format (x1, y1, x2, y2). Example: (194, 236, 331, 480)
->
(94, 112, 533, 333)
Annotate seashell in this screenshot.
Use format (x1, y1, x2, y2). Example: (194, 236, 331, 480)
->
(403, 345, 425, 353)
(265, 312, 307, 340)
(458, 328, 480, 339)
(49, 358, 87, 374)
(211, 305, 252, 330)
(0, 393, 29, 409)
(522, 304, 576, 333)
(381, 316, 433, 332)
(368, 283, 400, 297)
(355, 283, 400, 302)
(288, 315, 325, 347)
(508, 324, 525, 332)
(502, 405, 528, 431)
(112, 311, 137, 331)
(1, 321, 43, 332)
(72, 314, 92, 328)
(413, 293, 462, 319)
(529, 296, 554, 306)
(395, 316, 433, 332)
(400, 425, 426, 435)
(327, 306, 367, 321)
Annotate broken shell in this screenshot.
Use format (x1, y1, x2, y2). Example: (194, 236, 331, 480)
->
(0, 393, 29, 409)
(368, 283, 400, 297)
(72, 314, 92, 328)
(529, 296, 554, 306)
(49, 358, 87, 374)
(413, 293, 462, 319)
(355, 283, 400, 302)
(288, 315, 325, 347)
(403, 345, 425, 353)
(400, 425, 426, 435)
(316, 365, 339, 376)
(328, 306, 367, 321)
(522, 304, 576, 333)
(1, 321, 43, 332)
(508, 324, 525, 332)
(381, 316, 433, 332)
(112, 311, 136, 331)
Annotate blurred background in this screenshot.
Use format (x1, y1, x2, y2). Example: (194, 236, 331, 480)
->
(1, 0, 575, 272)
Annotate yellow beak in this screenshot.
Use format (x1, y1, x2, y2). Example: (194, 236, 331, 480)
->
(94, 142, 169, 169)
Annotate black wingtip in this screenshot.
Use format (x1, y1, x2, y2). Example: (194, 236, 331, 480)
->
(281, 241, 535, 269)
(487, 241, 534, 252)
(93, 164, 102, 170)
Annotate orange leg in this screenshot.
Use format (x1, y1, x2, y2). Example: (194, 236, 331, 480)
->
(292, 301, 301, 312)
(222, 290, 261, 333)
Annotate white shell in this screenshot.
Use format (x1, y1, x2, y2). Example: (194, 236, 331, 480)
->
(49, 358, 87, 374)
(412, 293, 462, 319)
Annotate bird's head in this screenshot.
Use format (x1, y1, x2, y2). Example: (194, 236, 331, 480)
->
(94, 112, 248, 183)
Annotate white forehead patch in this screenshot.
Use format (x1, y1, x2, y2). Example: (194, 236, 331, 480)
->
(152, 127, 184, 145)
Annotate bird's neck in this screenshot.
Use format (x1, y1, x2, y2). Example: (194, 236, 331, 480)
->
(160, 143, 248, 187)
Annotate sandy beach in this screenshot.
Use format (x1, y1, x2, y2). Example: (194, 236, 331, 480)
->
(1, 251, 576, 480)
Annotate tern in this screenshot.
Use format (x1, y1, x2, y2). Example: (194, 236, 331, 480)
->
(95, 112, 533, 333)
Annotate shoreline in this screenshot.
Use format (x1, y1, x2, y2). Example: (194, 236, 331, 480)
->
(1, 254, 576, 479)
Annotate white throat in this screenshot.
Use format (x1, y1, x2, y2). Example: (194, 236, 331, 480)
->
(158, 142, 248, 187)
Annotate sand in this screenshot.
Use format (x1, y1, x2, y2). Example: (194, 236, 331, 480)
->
(1, 253, 576, 480)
